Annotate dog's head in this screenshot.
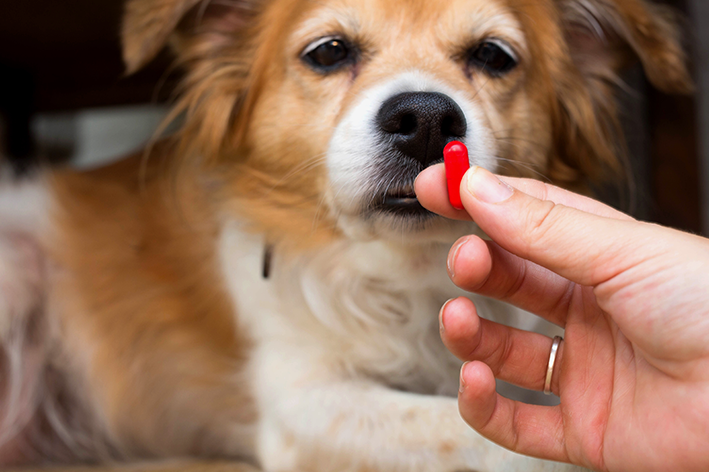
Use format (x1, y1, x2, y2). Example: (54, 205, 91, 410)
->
(123, 0, 690, 247)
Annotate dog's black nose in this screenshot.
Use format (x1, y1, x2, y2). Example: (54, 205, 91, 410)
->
(376, 92, 467, 167)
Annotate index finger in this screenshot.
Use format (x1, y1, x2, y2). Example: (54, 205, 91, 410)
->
(415, 164, 634, 222)
(460, 167, 656, 288)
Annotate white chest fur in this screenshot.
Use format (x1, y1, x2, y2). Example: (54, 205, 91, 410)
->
(218, 223, 527, 396)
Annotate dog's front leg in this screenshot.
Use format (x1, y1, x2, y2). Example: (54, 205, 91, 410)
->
(255, 379, 581, 472)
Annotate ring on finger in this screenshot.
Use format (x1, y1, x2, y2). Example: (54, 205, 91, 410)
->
(544, 336, 563, 395)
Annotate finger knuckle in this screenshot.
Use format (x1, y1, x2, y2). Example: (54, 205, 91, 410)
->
(524, 201, 564, 255)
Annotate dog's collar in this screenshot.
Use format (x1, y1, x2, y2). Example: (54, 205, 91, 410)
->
(262, 244, 273, 279)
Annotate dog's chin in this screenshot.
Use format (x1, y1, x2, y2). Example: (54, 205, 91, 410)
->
(336, 201, 475, 244)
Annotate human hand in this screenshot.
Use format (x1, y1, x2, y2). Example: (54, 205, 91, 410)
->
(415, 165, 709, 472)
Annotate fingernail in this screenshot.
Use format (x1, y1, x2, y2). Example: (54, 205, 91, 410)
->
(447, 237, 468, 279)
(439, 298, 454, 334)
(460, 362, 470, 393)
(466, 166, 514, 204)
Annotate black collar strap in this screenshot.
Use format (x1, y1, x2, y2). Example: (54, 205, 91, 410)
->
(262, 244, 273, 279)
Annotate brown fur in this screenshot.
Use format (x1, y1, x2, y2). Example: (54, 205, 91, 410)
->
(0, 0, 691, 469)
(48, 147, 256, 459)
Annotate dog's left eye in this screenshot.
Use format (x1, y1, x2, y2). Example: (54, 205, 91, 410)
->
(469, 41, 517, 76)
(302, 38, 353, 72)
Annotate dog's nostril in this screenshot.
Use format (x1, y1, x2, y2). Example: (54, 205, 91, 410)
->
(380, 111, 418, 136)
(399, 114, 417, 135)
(376, 92, 467, 167)
(441, 115, 460, 138)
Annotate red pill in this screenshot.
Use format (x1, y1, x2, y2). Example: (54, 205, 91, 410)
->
(443, 141, 470, 210)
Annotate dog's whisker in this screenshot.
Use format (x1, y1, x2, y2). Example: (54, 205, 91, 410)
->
(493, 156, 553, 182)
(492, 132, 548, 149)
(266, 153, 329, 192)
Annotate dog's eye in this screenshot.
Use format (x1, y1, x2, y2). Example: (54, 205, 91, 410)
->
(303, 38, 352, 72)
(469, 41, 517, 76)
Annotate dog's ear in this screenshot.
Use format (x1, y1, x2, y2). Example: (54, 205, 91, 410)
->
(559, 0, 692, 93)
(122, 0, 257, 74)
(123, 0, 199, 74)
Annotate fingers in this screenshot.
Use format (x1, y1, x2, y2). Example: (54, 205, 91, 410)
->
(442, 295, 569, 463)
(458, 361, 568, 463)
(415, 164, 472, 221)
(447, 235, 575, 326)
(459, 167, 652, 287)
(441, 297, 563, 392)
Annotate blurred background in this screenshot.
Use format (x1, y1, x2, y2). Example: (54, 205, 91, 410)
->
(0, 0, 707, 235)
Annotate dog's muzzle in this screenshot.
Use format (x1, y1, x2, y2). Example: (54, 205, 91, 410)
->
(374, 92, 467, 215)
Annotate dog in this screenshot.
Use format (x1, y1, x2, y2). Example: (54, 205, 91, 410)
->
(0, 0, 691, 470)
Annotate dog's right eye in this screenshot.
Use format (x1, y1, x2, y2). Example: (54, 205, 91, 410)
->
(302, 37, 353, 72)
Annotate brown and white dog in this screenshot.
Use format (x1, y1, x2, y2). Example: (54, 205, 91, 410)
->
(0, 0, 691, 470)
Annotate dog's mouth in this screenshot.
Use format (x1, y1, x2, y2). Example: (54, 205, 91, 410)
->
(373, 184, 430, 217)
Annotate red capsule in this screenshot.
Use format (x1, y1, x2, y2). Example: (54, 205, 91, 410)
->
(443, 141, 470, 210)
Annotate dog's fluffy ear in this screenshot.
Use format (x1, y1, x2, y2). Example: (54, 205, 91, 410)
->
(123, 0, 200, 74)
(559, 0, 692, 93)
(122, 0, 257, 74)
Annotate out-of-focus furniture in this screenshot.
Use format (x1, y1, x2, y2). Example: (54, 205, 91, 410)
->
(0, 0, 176, 170)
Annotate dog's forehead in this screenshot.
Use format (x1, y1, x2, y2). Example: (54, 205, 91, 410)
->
(289, 0, 527, 51)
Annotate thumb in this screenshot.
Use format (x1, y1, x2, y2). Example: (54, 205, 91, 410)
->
(461, 167, 659, 287)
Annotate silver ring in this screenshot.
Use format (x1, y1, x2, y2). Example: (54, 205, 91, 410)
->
(544, 336, 563, 395)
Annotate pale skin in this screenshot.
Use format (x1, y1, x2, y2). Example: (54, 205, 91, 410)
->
(414, 164, 709, 472)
